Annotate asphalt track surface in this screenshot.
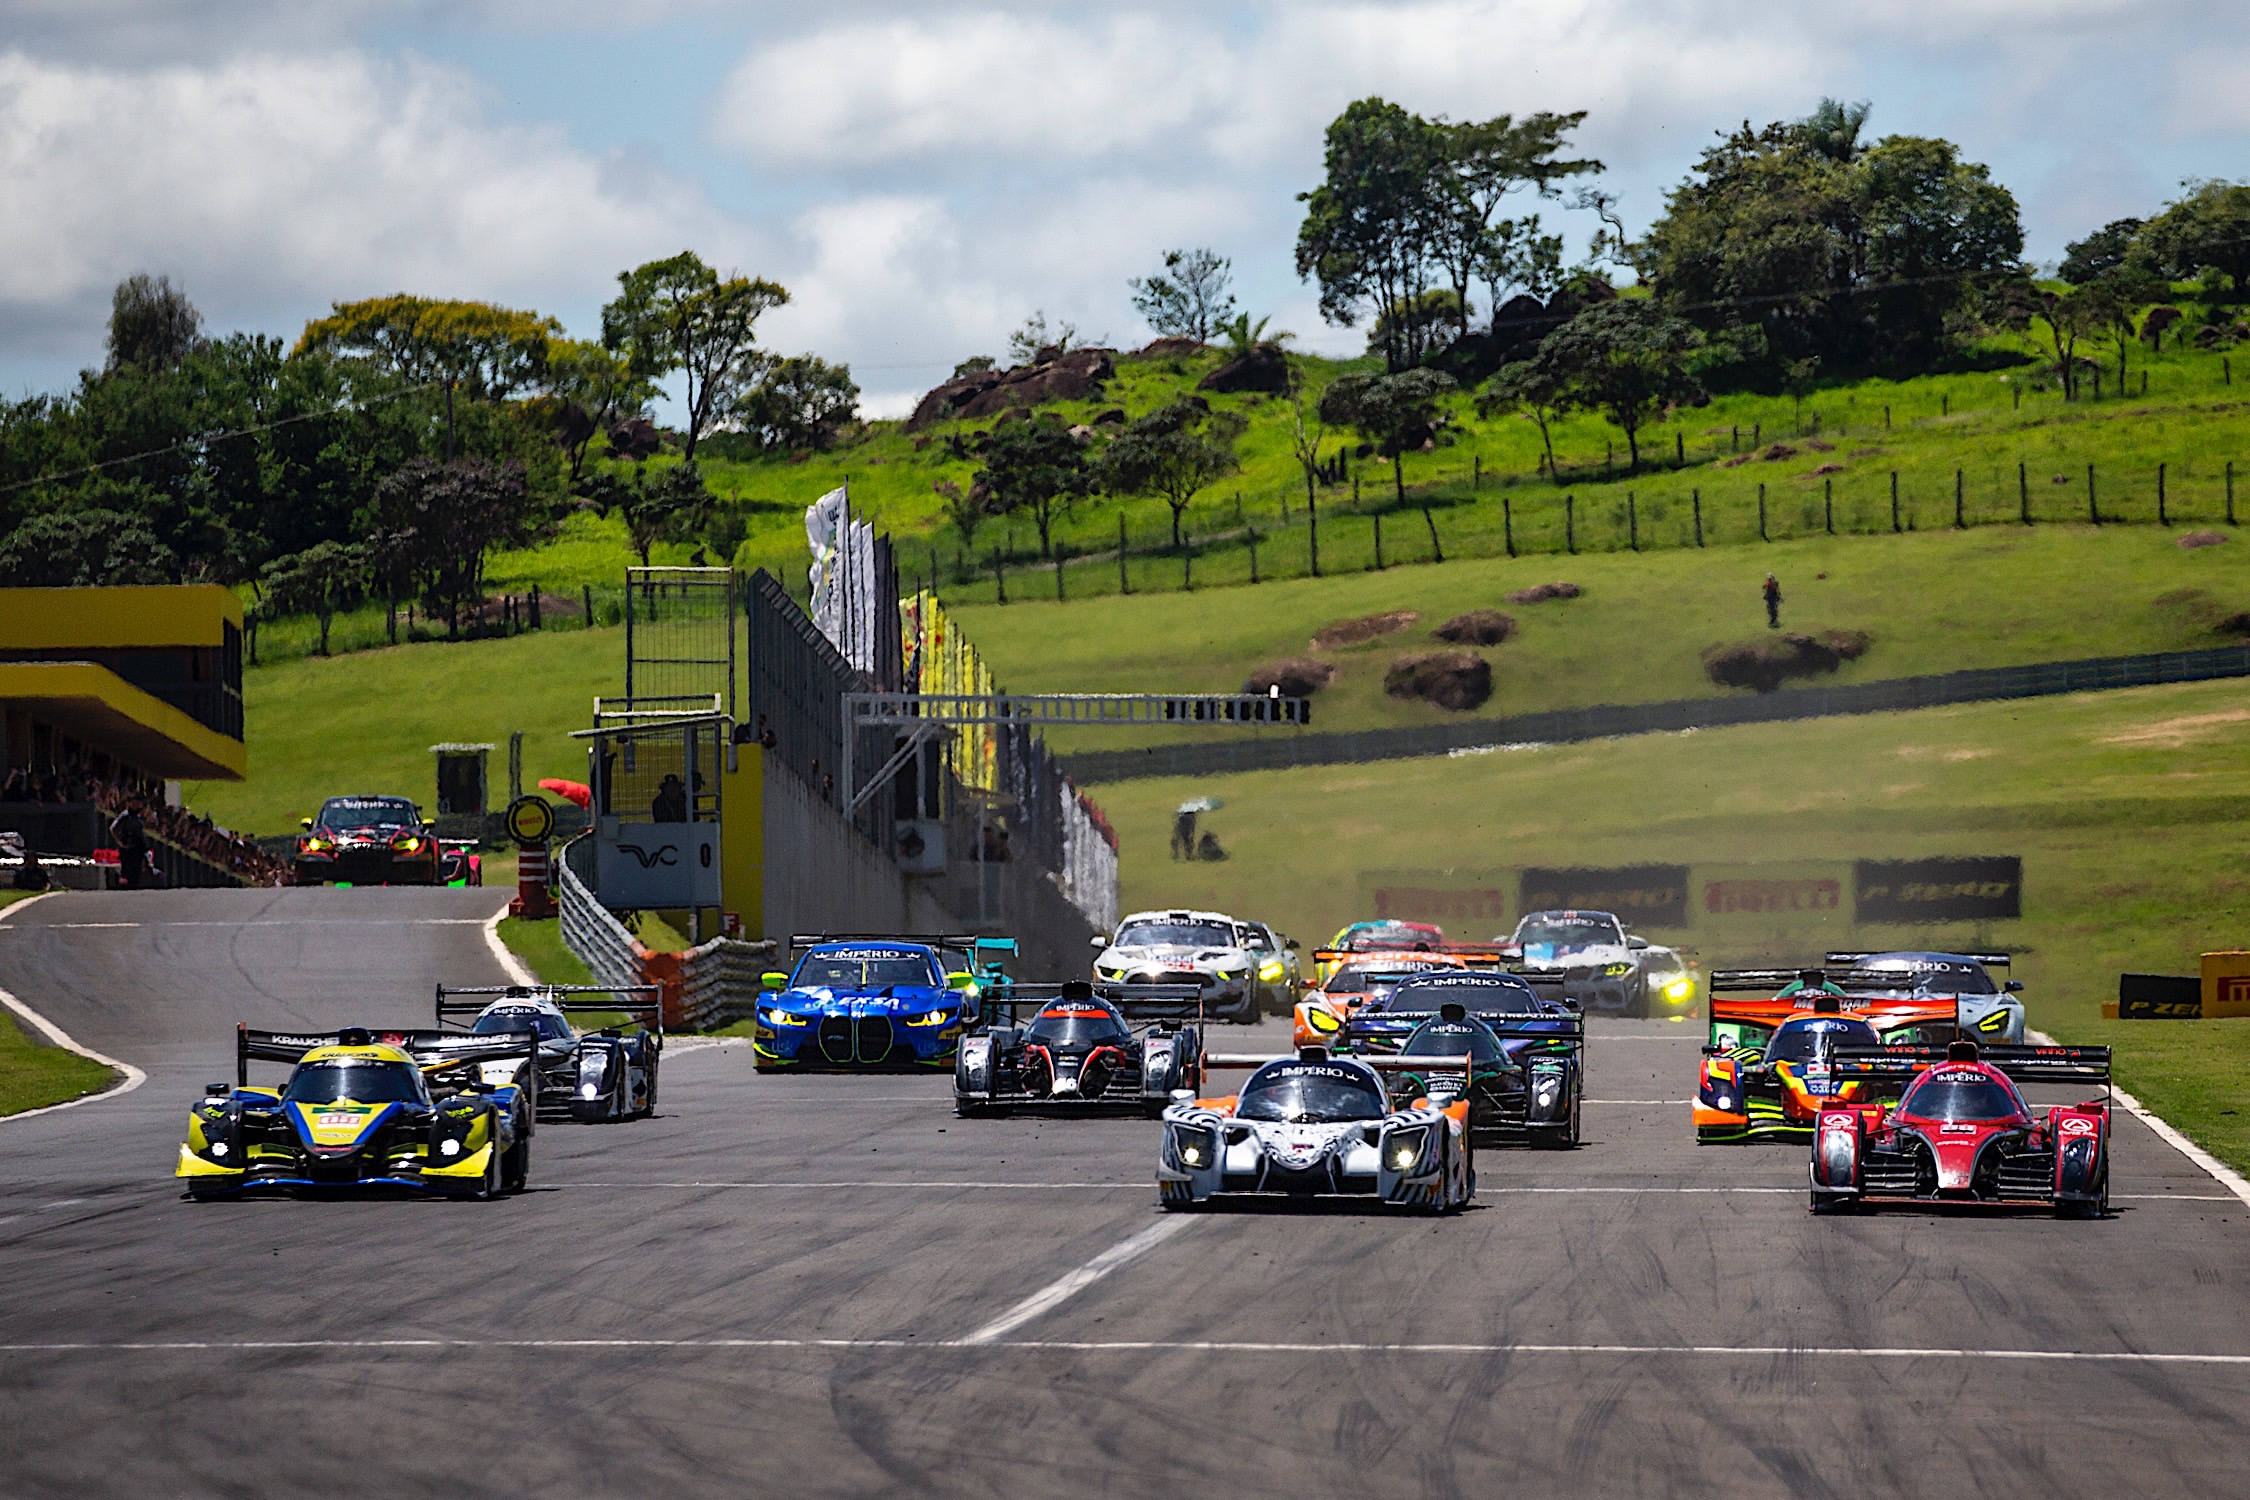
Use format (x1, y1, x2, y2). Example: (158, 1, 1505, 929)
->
(3, 888, 2249, 1499)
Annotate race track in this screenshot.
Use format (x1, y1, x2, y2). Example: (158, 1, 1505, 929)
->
(2, 887, 2247, 1499)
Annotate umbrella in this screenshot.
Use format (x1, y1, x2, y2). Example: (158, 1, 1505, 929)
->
(1176, 797, 1224, 814)
(538, 778, 593, 809)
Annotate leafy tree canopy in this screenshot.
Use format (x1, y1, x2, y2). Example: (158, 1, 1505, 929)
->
(977, 413, 1088, 556)
(2135, 181, 2250, 297)
(1131, 249, 1237, 344)
(0, 508, 176, 586)
(732, 355, 860, 452)
(106, 273, 205, 373)
(602, 252, 787, 461)
(1098, 399, 1246, 548)
(1518, 300, 1702, 471)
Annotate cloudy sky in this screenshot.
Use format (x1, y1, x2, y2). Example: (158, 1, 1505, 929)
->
(2, 1, 2244, 416)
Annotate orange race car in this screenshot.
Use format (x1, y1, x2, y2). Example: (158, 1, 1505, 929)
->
(1310, 921, 1448, 985)
(1295, 943, 1518, 1050)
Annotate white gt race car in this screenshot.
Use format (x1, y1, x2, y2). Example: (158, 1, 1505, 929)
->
(1158, 1047, 1476, 1213)
(1093, 909, 1269, 1023)
(1501, 908, 1690, 1017)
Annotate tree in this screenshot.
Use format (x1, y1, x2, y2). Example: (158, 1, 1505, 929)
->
(1429, 113, 1600, 343)
(2136, 181, 2250, 298)
(1098, 400, 1246, 548)
(1296, 98, 1452, 372)
(1477, 359, 1569, 480)
(0, 509, 176, 586)
(1005, 311, 1078, 365)
(259, 541, 368, 656)
(2060, 218, 2146, 286)
(602, 252, 788, 461)
(296, 295, 558, 460)
(977, 414, 1088, 557)
(1475, 215, 1565, 334)
(2031, 285, 2105, 401)
(106, 274, 204, 372)
(1319, 368, 1457, 505)
(1283, 364, 1331, 519)
(1533, 301, 1702, 471)
(1636, 102, 2023, 377)
(732, 356, 860, 451)
(544, 338, 653, 481)
(932, 478, 989, 550)
(366, 459, 533, 634)
(1131, 249, 1236, 344)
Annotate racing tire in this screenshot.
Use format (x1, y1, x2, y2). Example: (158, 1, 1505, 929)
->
(501, 1133, 530, 1193)
(640, 1058, 659, 1119)
(1141, 1100, 1168, 1120)
(1624, 980, 1649, 1020)
(185, 1184, 231, 1202)
(473, 1138, 505, 1201)
(2058, 1166, 2108, 1219)
(1809, 1190, 1857, 1215)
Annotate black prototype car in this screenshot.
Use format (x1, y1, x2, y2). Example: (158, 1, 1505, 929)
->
(955, 982, 1203, 1118)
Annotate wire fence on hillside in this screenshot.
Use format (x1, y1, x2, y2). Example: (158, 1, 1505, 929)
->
(244, 580, 635, 667)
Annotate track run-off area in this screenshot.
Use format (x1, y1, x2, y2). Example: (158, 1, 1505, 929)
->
(3, 888, 2249, 1498)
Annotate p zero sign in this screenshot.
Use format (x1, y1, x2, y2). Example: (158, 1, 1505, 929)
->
(1853, 857, 2022, 924)
(1519, 866, 1689, 928)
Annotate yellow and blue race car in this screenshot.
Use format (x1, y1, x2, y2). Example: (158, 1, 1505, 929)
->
(176, 1024, 535, 1199)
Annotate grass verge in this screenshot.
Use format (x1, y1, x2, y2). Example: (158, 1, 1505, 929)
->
(0, 1013, 115, 1118)
(497, 915, 595, 987)
(1082, 675, 2250, 1173)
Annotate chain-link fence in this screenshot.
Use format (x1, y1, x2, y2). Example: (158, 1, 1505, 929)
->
(625, 566, 736, 715)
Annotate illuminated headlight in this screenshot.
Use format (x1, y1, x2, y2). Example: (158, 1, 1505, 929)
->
(1664, 978, 1694, 1002)
(1533, 1074, 1563, 1105)
(1258, 961, 1286, 982)
(1171, 1124, 1218, 1169)
(579, 1082, 600, 1099)
(1386, 1127, 1430, 1173)
(762, 1010, 808, 1026)
(440, 1138, 462, 1157)
(1714, 1093, 1733, 1111)
(1306, 1008, 1342, 1035)
(1218, 967, 1247, 980)
(208, 1140, 229, 1158)
(905, 1009, 957, 1028)
(391, 835, 423, 853)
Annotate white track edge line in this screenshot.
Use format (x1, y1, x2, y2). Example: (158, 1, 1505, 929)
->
(960, 1217, 1192, 1345)
(481, 902, 538, 987)
(0, 892, 147, 1123)
(2027, 1027, 2250, 1209)
(5, 1336, 2248, 1364)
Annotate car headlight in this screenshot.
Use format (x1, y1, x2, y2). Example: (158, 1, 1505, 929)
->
(1258, 960, 1286, 982)
(391, 835, 423, 853)
(209, 1140, 229, 1157)
(439, 1138, 461, 1156)
(579, 1081, 600, 1099)
(1664, 978, 1694, 1002)
(1386, 1126, 1430, 1173)
(905, 1008, 958, 1027)
(1714, 1092, 1733, 1110)
(1976, 1008, 2008, 1034)
(1306, 1007, 1341, 1035)
(1170, 1124, 1218, 1169)
(762, 1009, 809, 1026)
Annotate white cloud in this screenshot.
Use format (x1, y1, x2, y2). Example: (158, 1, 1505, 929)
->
(0, 48, 742, 362)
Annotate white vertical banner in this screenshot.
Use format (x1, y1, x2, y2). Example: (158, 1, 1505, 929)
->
(806, 484, 848, 647)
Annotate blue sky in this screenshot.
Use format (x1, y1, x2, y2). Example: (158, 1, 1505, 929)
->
(2, 1, 2244, 416)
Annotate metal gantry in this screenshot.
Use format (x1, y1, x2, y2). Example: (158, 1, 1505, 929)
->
(840, 691, 1311, 814)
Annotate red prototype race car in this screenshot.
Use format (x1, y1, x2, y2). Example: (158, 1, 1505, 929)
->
(1808, 1039, 2112, 1217)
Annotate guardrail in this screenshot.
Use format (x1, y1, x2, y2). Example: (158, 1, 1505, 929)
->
(1061, 642, 2250, 783)
(556, 833, 775, 1029)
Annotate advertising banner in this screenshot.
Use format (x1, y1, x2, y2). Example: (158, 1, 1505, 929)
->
(1518, 865, 1690, 928)
(1360, 871, 1511, 930)
(1853, 856, 2022, 924)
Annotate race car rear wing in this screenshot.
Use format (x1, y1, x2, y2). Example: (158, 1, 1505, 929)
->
(983, 979, 1206, 1022)
(1827, 951, 2010, 968)
(1828, 1042, 2110, 1087)
(1203, 1051, 1474, 1074)
(432, 983, 664, 1037)
(236, 1023, 537, 1086)
(789, 932, 1016, 957)
(1710, 966, 2002, 996)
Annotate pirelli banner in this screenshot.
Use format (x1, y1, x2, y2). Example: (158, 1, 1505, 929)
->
(1359, 855, 2022, 938)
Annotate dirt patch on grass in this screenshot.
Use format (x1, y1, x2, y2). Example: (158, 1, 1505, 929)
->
(1505, 581, 1581, 605)
(1702, 629, 1872, 693)
(1434, 608, 1516, 645)
(2098, 709, 2250, 749)
(1383, 651, 1492, 711)
(1312, 610, 1419, 650)
(1242, 658, 1339, 697)
(1894, 744, 1997, 762)
(2179, 530, 2229, 549)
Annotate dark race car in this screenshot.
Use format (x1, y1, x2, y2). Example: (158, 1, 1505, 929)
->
(293, 795, 442, 886)
(1341, 971, 1583, 1147)
(954, 980, 1204, 1118)
(1809, 1040, 2112, 1217)
(435, 983, 662, 1123)
(177, 1024, 535, 1199)
(1382, 1004, 1537, 1148)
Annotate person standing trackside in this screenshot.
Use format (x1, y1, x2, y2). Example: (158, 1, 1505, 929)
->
(1172, 806, 1197, 861)
(1763, 572, 1782, 630)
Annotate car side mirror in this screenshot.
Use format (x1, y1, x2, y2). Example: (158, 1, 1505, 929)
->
(299, 817, 313, 830)
(947, 971, 977, 991)
(1169, 1088, 1196, 1105)
(760, 972, 788, 992)
(1627, 936, 1649, 950)
(205, 1082, 230, 1098)
(2004, 980, 2023, 993)
(1089, 935, 1109, 950)
(1286, 938, 1300, 950)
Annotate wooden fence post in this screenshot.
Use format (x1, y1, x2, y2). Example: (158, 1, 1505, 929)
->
(1758, 483, 1768, 542)
(1503, 496, 1515, 558)
(1565, 494, 1576, 555)
(2158, 462, 2168, 526)
(994, 548, 1007, 603)
(1825, 478, 1834, 535)
(1118, 512, 1129, 594)
(1693, 489, 1703, 547)
(2019, 462, 2030, 525)
(1628, 491, 1638, 552)
(1676, 431, 1685, 466)
(1891, 471, 1901, 533)
(1055, 551, 1065, 600)
(1421, 506, 1442, 562)
(2230, 461, 2238, 527)
(1309, 493, 1321, 577)
(2088, 463, 2099, 525)
(1955, 469, 1965, 529)
(1472, 454, 1481, 490)
(1249, 527, 1260, 583)
(1372, 512, 1384, 570)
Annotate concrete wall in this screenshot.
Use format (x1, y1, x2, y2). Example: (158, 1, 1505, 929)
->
(759, 749, 1097, 982)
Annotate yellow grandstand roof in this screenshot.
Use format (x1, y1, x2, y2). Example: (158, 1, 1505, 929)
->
(0, 661, 246, 781)
(0, 584, 240, 651)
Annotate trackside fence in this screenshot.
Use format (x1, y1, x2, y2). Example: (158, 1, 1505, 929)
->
(1061, 642, 2250, 784)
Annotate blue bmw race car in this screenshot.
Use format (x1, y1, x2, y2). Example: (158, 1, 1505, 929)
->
(754, 937, 983, 1070)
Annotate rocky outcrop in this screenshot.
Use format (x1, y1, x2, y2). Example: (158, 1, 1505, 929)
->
(905, 348, 1117, 431)
(1197, 345, 1290, 395)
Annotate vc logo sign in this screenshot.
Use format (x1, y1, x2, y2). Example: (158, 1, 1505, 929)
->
(616, 842, 680, 868)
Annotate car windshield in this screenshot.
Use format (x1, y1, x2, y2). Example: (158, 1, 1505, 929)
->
(317, 797, 416, 831)
(1380, 980, 1532, 1015)
(472, 1010, 569, 1041)
(1858, 959, 1998, 996)
(794, 952, 938, 989)
(1025, 1009, 1130, 1046)
(1401, 1021, 1505, 1064)
(285, 1060, 424, 1104)
(1516, 917, 1621, 949)
(1235, 1062, 1388, 1123)
(1116, 921, 1234, 949)
(1902, 1069, 2023, 1122)
(1763, 1016, 1879, 1065)
(1344, 923, 1440, 951)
